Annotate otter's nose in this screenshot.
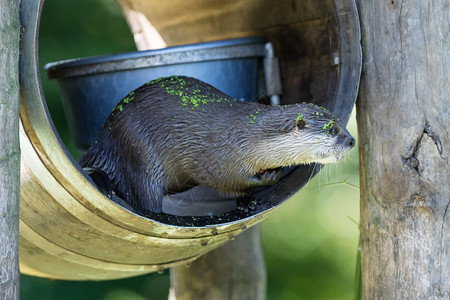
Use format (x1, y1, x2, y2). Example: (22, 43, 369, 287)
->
(347, 137, 355, 148)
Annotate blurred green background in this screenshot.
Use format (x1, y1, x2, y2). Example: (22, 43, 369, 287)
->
(22, 0, 360, 299)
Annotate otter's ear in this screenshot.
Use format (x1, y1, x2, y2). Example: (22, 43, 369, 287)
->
(295, 119, 306, 129)
(281, 119, 302, 132)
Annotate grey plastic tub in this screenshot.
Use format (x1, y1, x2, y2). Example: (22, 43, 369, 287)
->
(46, 37, 272, 150)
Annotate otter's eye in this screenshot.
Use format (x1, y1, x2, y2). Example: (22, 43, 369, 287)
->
(330, 127, 339, 135)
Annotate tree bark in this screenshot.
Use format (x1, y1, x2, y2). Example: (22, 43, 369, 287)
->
(169, 225, 266, 300)
(0, 0, 21, 299)
(356, 0, 449, 299)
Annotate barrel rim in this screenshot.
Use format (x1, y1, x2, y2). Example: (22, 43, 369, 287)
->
(45, 36, 268, 79)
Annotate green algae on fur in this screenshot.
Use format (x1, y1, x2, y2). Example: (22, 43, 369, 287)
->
(123, 91, 135, 104)
(322, 119, 335, 131)
(248, 108, 262, 124)
(149, 76, 233, 110)
(113, 91, 135, 112)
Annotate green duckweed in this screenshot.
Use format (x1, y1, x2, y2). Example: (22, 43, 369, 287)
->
(123, 91, 135, 104)
(149, 76, 232, 110)
(248, 108, 262, 124)
(322, 119, 335, 131)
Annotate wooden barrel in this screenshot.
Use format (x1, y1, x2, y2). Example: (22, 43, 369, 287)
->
(18, 0, 361, 280)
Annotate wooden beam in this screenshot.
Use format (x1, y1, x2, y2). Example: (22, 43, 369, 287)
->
(169, 225, 266, 300)
(356, 0, 449, 298)
(0, 0, 21, 298)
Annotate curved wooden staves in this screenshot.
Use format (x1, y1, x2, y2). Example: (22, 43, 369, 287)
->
(19, 0, 361, 280)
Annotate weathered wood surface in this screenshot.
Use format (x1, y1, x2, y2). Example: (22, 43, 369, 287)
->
(356, 0, 449, 298)
(0, 0, 21, 298)
(169, 226, 266, 300)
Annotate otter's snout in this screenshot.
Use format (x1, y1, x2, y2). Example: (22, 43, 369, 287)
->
(335, 133, 355, 149)
(346, 137, 356, 148)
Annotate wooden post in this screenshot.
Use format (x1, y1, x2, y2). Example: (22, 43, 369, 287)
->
(0, 0, 21, 299)
(169, 225, 266, 300)
(356, 0, 449, 298)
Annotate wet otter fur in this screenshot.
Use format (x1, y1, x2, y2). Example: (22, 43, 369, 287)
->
(80, 76, 355, 213)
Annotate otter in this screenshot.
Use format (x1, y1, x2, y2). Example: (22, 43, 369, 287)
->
(80, 76, 355, 213)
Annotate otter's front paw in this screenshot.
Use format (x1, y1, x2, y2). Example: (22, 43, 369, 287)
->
(251, 167, 283, 186)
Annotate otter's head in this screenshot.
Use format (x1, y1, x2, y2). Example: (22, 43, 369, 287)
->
(250, 103, 355, 170)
